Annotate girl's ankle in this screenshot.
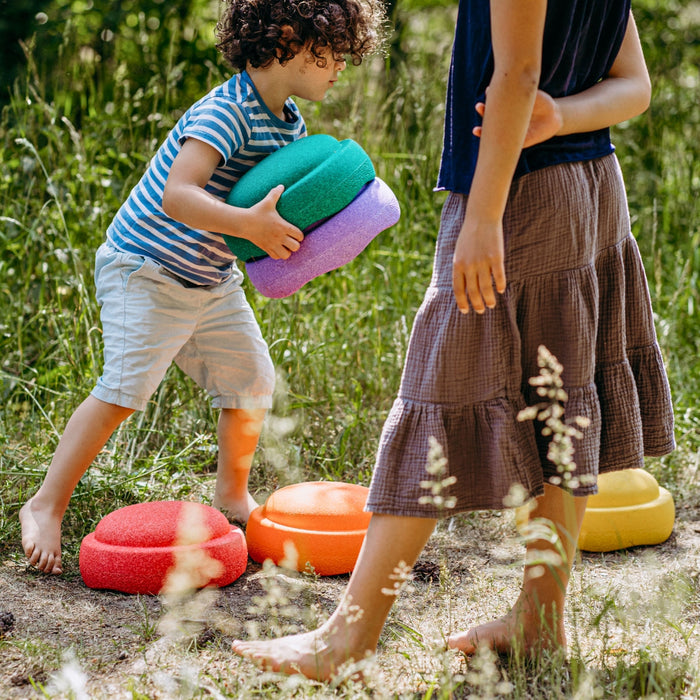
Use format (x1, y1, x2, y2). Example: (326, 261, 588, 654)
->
(511, 596, 566, 649)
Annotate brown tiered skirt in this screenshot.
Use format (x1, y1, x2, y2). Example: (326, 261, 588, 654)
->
(366, 154, 675, 517)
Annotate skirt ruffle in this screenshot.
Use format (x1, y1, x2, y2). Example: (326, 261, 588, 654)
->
(367, 155, 674, 518)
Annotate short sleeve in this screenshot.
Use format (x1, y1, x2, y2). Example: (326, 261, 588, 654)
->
(179, 98, 250, 164)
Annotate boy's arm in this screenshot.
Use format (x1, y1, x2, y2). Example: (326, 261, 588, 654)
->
(162, 138, 304, 260)
(473, 12, 650, 147)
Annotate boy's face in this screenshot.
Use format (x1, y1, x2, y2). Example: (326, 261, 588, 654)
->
(285, 46, 347, 102)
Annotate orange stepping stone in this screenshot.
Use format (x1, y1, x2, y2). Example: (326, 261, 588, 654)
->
(246, 481, 371, 575)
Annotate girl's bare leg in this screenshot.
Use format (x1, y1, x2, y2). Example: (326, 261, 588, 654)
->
(19, 395, 134, 574)
(232, 513, 437, 680)
(448, 483, 588, 656)
(211, 407, 266, 524)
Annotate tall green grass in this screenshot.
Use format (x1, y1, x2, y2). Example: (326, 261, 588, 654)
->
(2, 0, 699, 544)
(1, 0, 699, 695)
(617, 1, 700, 491)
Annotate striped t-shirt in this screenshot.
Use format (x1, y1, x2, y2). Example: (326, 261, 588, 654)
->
(107, 71, 306, 285)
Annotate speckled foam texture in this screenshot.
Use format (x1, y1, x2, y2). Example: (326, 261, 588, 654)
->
(246, 176, 400, 298)
(79, 501, 248, 595)
(577, 469, 675, 552)
(224, 134, 376, 261)
(245, 482, 371, 576)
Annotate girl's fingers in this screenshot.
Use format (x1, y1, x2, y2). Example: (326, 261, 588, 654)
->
(454, 266, 506, 314)
(493, 262, 507, 294)
(466, 271, 486, 314)
(452, 268, 470, 314)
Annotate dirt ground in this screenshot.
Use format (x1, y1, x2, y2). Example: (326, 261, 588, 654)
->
(1, 503, 699, 699)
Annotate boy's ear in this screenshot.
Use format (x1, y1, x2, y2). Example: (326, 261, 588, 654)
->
(278, 24, 300, 52)
(276, 25, 303, 63)
(279, 24, 296, 41)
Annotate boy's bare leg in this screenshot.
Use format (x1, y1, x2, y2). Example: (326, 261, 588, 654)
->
(232, 513, 437, 680)
(448, 483, 588, 656)
(19, 395, 135, 575)
(212, 407, 266, 524)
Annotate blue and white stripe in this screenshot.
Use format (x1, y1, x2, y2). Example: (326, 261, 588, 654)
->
(107, 71, 306, 285)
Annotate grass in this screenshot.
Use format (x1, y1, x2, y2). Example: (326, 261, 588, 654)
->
(1, 0, 700, 696)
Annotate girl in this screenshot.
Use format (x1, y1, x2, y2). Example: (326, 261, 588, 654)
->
(233, 0, 674, 677)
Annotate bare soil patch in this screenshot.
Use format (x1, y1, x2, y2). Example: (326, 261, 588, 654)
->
(1, 505, 699, 698)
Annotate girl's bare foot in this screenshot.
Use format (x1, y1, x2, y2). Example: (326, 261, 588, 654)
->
(19, 498, 63, 575)
(232, 629, 370, 682)
(448, 604, 565, 657)
(213, 491, 259, 525)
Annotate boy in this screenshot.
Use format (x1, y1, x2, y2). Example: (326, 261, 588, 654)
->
(20, 0, 385, 575)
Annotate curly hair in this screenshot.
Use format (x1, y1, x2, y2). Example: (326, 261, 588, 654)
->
(215, 0, 386, 72)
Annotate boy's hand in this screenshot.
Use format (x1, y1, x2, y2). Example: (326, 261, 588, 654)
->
(162, 139, 303, 259)
(473, 89, 563, 148)
(245, 185, 304, 259)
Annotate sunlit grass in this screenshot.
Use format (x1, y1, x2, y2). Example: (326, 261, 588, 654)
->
(1, 0, 699, 696)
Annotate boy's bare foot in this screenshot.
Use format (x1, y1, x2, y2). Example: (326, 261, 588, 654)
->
(213, 491, 259, 525)
(232, 629, 367, 681)
(19, 498, 63, 575)
(448, 605, 565, 657)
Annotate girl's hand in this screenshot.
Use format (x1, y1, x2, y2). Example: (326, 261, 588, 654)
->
(473, 89, 563, 148)
(452, 216, 506, 314)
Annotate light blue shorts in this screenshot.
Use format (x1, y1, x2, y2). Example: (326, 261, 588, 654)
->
(91, 242, 275, 411)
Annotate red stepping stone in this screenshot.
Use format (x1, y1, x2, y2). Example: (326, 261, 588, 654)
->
(79, 501, 247, 594)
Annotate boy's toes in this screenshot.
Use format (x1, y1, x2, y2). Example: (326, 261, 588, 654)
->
(23, 541, 36, 561)
(36, 551, 50, 572)
(31, 550, 59, 574)
(48, 555, 63, 575)
(24, 542, 63, 574)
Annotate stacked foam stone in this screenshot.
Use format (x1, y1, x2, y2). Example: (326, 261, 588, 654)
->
(224, 134, 400, 298)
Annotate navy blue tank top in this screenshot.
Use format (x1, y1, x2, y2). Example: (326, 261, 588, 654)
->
(437, 0, 631, 195)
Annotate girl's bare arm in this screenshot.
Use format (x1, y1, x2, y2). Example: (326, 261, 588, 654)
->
(474, 12, 650, 147)
(555, 13, 650, 136)
(452, 0, 547, 314)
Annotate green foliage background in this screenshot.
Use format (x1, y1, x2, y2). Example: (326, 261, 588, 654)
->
(1, 0, 698, 559)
